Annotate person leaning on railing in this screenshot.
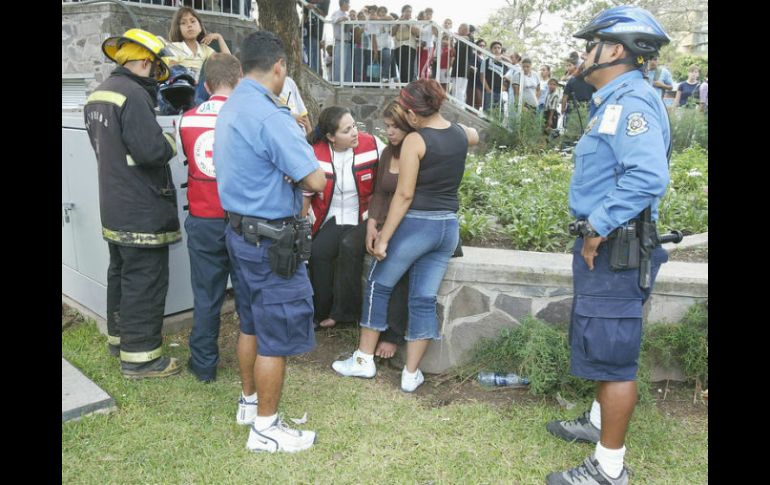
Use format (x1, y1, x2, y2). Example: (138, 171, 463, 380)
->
(301, 0, 330, 74)
(330, 0, 353, 82)
(392, 5, 421, 83)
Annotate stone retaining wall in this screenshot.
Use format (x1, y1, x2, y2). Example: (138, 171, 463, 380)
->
(378, 246, 707, 375)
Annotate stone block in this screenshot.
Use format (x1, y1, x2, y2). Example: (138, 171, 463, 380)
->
(548, 287, 573, 297)
(418, 339, 455, 374)
(438, 280, 460, 296)
(646, 295, 701, 323)
(361, 104, 378, 119)
(536, 297, 573, 325)
(495, 294, 531, 321)
(449, 311, 517, 362)
(449, 286, 490, 319)
(352, 95, 369, 105)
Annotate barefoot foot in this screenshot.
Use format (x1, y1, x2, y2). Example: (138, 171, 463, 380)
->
(375, 341, 397, 359)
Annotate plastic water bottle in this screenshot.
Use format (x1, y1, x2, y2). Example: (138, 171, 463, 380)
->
(477, 372, 530, 387)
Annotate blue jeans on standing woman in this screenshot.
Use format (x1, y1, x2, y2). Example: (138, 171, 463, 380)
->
(360, 210, 459, 341)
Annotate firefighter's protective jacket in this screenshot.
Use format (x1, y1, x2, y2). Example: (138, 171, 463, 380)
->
(84, 66, 181, 247)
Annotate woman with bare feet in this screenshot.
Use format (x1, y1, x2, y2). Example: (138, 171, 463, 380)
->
(333, 80, 479, 392)
(367, 100, 415, 358)
(305, 107, 386, 329)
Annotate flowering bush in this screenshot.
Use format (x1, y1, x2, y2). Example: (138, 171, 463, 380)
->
(458, 146, 708, 251)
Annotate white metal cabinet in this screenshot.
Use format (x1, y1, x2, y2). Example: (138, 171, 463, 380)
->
(62, 110, 194, 318)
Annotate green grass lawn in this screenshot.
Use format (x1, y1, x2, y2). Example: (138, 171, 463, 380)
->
(62, 321, 707, 484)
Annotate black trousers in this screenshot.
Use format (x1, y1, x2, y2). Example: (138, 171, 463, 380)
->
(396, 46, 417, 83)
(308, 218, 366, 322)
(107, 243, 169, 360)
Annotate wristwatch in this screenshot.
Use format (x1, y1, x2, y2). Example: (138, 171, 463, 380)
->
(580, 220, 600, 238)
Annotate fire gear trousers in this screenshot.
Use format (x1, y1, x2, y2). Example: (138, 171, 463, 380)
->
(107, 243, 169, 364)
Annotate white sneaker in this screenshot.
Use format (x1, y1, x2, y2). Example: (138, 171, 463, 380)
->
(236, 396, 258, 425)
(246, 416, 316, 453)
(401, 367, 425, 392)
(331, 350, 376, 378)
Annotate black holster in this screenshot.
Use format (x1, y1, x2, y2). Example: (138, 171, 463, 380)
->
(269, 229, 299, 278)
(229, 212, 313, 279)
(606, 207, 657, 289)
(607, 224, 640, 271)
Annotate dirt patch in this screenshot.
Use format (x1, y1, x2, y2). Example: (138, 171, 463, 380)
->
(158, 304, 706, 418)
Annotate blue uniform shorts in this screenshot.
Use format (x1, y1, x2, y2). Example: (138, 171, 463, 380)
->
(225, 225, 315, 357)
(569, 236, 668, 381)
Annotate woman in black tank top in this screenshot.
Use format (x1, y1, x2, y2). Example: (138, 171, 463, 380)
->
(332, 79, 479, 392)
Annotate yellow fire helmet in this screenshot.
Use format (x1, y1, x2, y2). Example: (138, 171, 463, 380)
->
(102, 28, 172, 82)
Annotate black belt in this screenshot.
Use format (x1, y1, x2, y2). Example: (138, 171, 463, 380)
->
(227, 212, 295, 246)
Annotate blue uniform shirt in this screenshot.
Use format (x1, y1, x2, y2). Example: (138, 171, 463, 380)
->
(214, 78, 319, 219)
(568, 69, 670, 237)
(645, 66, 673, 98)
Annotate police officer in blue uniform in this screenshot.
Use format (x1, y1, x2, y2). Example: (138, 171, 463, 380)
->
(543, 7, 672, 485)
(214, 31, 326, 453)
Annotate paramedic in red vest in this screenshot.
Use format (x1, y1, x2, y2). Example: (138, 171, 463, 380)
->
(178, 53, 246, 383)
(304, 107, 386, 329)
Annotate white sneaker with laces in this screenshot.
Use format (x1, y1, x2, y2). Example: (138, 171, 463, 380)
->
(331, 350, 376, 378)
(236, 396, 258, 425)
(401, 367, 425, 392)
(246, 416, 316, 453)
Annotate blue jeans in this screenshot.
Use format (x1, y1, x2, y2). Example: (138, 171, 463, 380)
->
(379, 48, 393, 81)
(360, 210, 459, 341)
(185, 215, 245, 380)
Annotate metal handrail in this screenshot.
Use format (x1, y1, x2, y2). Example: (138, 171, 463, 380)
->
(297, 3, 529, 125)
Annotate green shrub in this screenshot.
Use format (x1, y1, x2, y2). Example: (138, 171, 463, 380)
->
(460, 303, 707, 402)
(669, 107, 708, 151)
(458, 146, 708, 250)
(464, 316, 595, 400)
(485, 107, 550, 153)
(658, 146, 709, 235)
(670, 55, 708, 82)
(642, 301, 708, 387)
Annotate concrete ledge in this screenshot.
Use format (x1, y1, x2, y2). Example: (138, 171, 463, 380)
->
(62, 358, 116, 423)
(414, 244, 708, 374)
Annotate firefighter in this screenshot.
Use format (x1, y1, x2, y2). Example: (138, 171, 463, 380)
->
(84, 28, 182, 379)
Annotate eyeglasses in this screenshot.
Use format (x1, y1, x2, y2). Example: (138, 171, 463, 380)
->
(585, 39, 616, 53)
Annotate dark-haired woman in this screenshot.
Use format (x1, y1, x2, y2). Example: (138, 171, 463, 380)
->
(305, 107, 386, 329)
(367, 100, 415, 359)
(333, 80, 479, 392)
(165, 6, 231, 107)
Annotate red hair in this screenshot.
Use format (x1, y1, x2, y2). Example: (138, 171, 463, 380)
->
(398, 79, 446, 117)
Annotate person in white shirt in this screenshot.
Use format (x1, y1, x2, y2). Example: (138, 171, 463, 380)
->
(304, 107, 386, 329)
(278, 75, 311, 134)
(512, 58, 541, 112)
(331, 0, 353, 82)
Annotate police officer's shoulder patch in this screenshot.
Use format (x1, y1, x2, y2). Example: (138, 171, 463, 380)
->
(626, 112, 649, 136)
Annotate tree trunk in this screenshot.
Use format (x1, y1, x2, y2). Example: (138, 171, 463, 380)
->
(255, 0, 320, 125)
